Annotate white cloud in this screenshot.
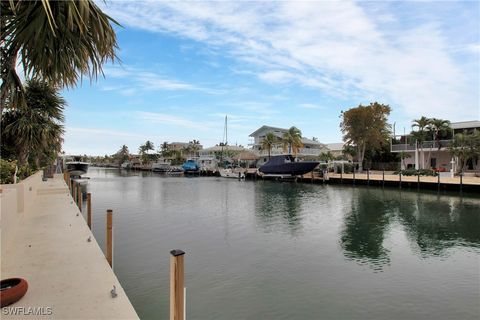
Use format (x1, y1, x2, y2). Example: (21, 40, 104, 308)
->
(136, 111, 210, 130)
(298, 103, 325, 110)
(100, 1, 479, 120)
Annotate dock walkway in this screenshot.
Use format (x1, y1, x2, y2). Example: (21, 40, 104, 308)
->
(1, 173, 139, 319)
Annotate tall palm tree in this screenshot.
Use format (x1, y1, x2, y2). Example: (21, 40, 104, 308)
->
(189, 140, 201, 158)
(411, 116, 431, 169)
(1, 0, 119, 112)
(282, 126, 303, 156)
(261, 132, 277, 159)
(1, 79, 65, 166)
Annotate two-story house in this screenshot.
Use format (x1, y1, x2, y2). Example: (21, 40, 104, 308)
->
(391, 120, 480, 173)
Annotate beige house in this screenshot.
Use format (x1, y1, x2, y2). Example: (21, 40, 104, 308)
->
(249, 125, 325, 158)
(391, 120, 480, 173)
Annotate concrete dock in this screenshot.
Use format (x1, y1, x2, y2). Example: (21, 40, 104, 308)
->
(1, 172, 139, 319)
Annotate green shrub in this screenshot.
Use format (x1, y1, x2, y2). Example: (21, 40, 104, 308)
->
(0, 159, 17, 184)
(393, 169, 437, 176)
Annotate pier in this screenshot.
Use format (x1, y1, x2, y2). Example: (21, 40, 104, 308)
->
(0, 172, 139, 319)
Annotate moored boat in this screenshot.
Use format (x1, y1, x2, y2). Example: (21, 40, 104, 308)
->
(182, 159, 199, 173)
(259, 155, 318, 176)
(219, 168, 245, 179)
(66, 156, 89, 176)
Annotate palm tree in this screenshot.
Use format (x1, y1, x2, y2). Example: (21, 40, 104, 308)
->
(189, 140, 201, 158)
(411, 116, 432, 169)
(1, 79, 65, 166)
(115, 145, 129, 164)
(1, 0, 119, 112)
(282, 127, 303, 156)
(261, 132, 278, 159)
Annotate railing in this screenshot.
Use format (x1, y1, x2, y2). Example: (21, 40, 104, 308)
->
(391, 139, 452, 152)
(254, 148, 321, 157)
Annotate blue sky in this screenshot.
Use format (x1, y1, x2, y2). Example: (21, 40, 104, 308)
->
(62, 0, 480, 155)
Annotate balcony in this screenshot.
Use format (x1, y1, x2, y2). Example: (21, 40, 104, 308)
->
(391, 139, 452, 152)
(254, 147, 321, 157)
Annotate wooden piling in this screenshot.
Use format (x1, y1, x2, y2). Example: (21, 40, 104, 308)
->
(382, 169, 385, 188)
(87, 193, 92, 229)
(352, 169, 355, 185)
(460, 173, 463, 193)
(399, 172, 402, 189)
(170, 249, 185, 320)
(72, 181, 76, 201)
(367, 169, 370, 185)
(417, 173, 420, 190)
(77, 183, 82, 211)
(340, 170, 343, 184)
(437, 173, 440, 192)
(106, 209, 113, 267)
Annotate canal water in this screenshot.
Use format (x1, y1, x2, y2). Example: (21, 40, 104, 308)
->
(84, 168, 480, 320)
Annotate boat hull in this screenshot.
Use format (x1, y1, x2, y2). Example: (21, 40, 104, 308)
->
(66, 162, 89, 176)
(259, 156, 318, 176)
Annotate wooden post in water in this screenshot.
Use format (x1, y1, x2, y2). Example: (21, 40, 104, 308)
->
(437, 173, 440, 192)
(340, 169, 343, 184)
(417, 172, 420, 190)
(352, 168, 355, 185)
(106, 209, 113, 267)
(72, 181, 77, 201)
(77, 183, 82, 211)
(460, 173, 463, 193)
(170, 249, 185, 320)
(367, 169, 370, 185)
(382, 169, 385, 188)
(399, 172, 402, 189)
(87, 193, 92, 229)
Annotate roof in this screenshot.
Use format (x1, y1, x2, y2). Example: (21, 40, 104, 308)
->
(249, 125, 288, 137)
(325, 143, 344, 151)
(200, 145, 245, 152)
(233, 150, 258, 160)
(450, 120, 480, 130)
(249, 125, 323, 145)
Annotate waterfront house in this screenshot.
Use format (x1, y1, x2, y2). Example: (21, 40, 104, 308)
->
(324, 143, 345, 158)
(249, 125, 325, 165)
(391, 120, 480, 174)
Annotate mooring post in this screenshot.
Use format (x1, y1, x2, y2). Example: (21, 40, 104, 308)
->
(382, 169, 385, 187)
(399, 172, 402, 189)
(72, 181, 76, 201)
(170, 249, 185, 320)
(106, 209, 113, 267)
(87, 193, 92, 229)
(352, 168, 355, 185)
(311, 171, 314, 183)
(460, 173, 463, 193)
(340, 170, 343, 184)
(77, 183, 82, 211)
(437, 173, 440, 192)
(417, 172, 420, 190)
(367, 169, 370, 185)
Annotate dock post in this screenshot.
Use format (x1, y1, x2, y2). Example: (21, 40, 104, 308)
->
(170, 249, 185, 320)
(352, 168, 355, 185)
(382, 169, 385, 188)
(340, 170, 343, 184)
(106, 209, 113, 267)
(87, 193, 92, 229)
(460, 173, 463, 193)
(399, 172, 402, 189)
(311, 171, 314, 183)
(417, 172, 420, 190)
(77, 183, 82, 211)
(367, 169, 370, 185)
(437, 173, 440, 192)
(72, 181, 76, 201)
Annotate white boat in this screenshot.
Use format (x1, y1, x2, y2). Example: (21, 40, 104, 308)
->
(152, 158, 172, 172)
(121, 161, 131, 169)
(65, 156, 89, 177)
(198, 155, 218, 171)
(219, 168, 245, 179)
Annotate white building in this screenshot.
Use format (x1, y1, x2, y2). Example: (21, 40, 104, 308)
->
(391, 120, 480, 173)
(249, 125, 324, 159)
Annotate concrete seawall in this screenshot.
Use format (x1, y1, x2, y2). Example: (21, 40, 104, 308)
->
(1, 172, 139, 319)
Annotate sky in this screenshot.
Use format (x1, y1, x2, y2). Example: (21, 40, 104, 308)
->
(62, 0, 480, 156)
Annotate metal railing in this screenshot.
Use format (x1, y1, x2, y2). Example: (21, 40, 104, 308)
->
(391, 139, 452, 152)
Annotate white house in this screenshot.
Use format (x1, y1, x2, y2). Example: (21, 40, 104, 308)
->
(249, 125, 325, 159)
(391, 120, 480, 173)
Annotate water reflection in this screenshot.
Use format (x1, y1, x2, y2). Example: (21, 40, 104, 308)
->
(340, 188, 393, 270)
(341, 187, 480, 269)
(254, 182, 316, 235)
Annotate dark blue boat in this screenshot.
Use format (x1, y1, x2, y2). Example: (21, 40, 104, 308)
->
(182, 159, 200, 173)
(259, 155, 319, 176)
